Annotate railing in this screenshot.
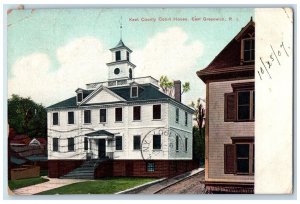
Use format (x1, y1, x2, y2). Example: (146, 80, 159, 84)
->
(106, 152, 114, 159)
(85, 76, 159, 89)
(86, 152, 113, 160)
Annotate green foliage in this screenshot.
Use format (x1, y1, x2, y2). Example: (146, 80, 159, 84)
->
(159, 75, 190, 97)
(9, 177, 49, 190)
(193, 126, 205, 165)
(8, 94, 47, 138)
(37, 177, 157, 194)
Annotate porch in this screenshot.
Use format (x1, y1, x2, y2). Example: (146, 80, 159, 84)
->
(85, 130, 115, 160)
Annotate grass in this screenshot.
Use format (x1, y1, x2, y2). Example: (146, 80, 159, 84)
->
(40, 170, 48, 176)
(37, 177, 157, 195)
(9, 177, 49, 190)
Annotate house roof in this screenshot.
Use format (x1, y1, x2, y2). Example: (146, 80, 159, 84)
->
(47, 84, 194, 113)
(85, 130, 115, 137)
(197, 18, 255, 83)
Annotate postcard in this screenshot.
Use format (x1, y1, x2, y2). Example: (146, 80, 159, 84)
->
(5, 7, 293, 196)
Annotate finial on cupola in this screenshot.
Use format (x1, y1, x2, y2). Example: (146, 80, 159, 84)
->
(119, 16, 123, 40)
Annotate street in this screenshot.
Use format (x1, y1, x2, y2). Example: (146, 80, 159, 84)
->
(156, 170, 205, 194)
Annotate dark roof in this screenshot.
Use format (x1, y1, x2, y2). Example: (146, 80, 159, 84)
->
(47, 96, 77, 109)
(47, 83, 194, 113)
(85, 130, 114, 137)
(197, 18, 255, 83)
(110, 39, 132, 52)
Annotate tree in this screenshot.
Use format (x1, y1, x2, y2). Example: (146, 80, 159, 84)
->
(191, 98, 206, 165)
(8, 94, 47, 138)
(159, 75, 190, 97)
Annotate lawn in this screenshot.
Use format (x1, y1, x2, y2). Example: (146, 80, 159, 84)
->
(9, 177, 49, 190)
(38, 177, 157, 194)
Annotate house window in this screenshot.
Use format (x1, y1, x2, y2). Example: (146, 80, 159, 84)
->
(100, 109, 107, 123)
(77, 92, 83, 103)
(115, 108, 122, 122)
(185, 112, 188, 126)
(224, 82, 255, 122)
(127, 51, 130, 61)
(147, 162, 155, 172)
(133, 106, 141, 121)
(243, 38, 255, 62)
(133, 135, 141, 150)
(129, 68, 132, 79)
(68, 138, 75, 152)
(53, 112, 59, 125)
(185, 138, 188, 152)
(131, 86, 138, 98)
(116, 51, 121, 61)
(115, 136, 122, 150)
(84, 110, 91, 124)
(176, 135, 179, 151)
(224, 137, 254, 175)
(84, 137, 88, 151)
(68, 111, 74, 124)
(153, 104, 161, 120)
(53, 138, 58, 152)
(114, 68, 120, 75)
(153, 135, 161, 150)
(175, 108, 179, 123)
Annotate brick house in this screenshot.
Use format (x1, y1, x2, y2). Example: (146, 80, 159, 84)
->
(197, 18, 255, 193)
(47, 39, 197, 179)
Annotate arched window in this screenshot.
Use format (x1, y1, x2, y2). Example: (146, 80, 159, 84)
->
(129, 68, 132, 79)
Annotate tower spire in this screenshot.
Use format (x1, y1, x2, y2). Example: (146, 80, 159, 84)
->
(119, 16, 123, 40)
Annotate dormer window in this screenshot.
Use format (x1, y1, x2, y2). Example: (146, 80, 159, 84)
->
(77, 92, 83, 103)
(131, 86, 138, 98)
(242, 38, 255, 62)
(116, 51, 121, 61)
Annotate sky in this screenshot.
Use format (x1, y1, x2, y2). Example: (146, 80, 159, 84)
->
(7, 8, 254, 107)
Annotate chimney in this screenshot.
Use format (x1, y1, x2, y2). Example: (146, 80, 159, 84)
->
(174, 80, 181, 102)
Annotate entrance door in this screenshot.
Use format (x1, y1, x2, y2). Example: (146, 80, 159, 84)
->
(98, 139, 106, 159)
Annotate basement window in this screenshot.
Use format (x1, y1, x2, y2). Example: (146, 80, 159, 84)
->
(147, 162, 155, 172)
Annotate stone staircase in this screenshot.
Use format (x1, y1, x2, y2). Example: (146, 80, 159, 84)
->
(60, 159, 104, 179)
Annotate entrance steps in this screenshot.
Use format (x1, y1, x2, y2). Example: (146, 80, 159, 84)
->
(60, 159, 106, 179)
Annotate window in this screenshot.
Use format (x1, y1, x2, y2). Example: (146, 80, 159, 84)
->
(133, 135, 141, 150)
(77, 92, 83, 102)
(185, 112, 188, 126)
(115, 136, 122, 150)
(243, 38, 255, 62)
(175, 108, 179, 123)
(153, 135, 161, 150)
(129, 68, 132, 79)
(127, 51, 130, 61)
(100, 109, 107, 123)
(68, 138, 74, 152)
(84, 110, 91, 124)
(176, 135, 179, 151)
(115, 108, 122, 122)
(185, 138, 188, 152)
(153, 104, 161, 120)
(224, 137, 254, 175)
(133, 106, 141, 121)
(116, 51, 121, 61)
(84, 137, 88, 151)
(68, 111, 74, 124)
(224, 82, 255, 122)
(53, 138, 58, 152)
(53, 112, 59, 125)
(131, 86, 138, 98)
(147, 162, 155, 172)
(114, 68, 120, 75)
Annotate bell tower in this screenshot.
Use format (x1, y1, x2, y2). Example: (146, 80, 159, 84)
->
(106, 39, 136, 82)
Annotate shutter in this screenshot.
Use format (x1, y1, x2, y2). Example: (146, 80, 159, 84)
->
(224, 93, 236, 122)
(224, 144, 236, 174)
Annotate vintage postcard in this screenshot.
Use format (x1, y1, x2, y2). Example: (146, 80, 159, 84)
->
(5, 7, 293, 196)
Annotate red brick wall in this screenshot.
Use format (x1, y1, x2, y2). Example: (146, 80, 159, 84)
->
(48, 160, 84, 178)
(95, 160, 199, 178)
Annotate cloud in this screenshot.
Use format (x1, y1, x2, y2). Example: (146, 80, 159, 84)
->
(8, 37, 110, 106)
(132, 27, 204, 104)
(8, 28, 204, 107)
